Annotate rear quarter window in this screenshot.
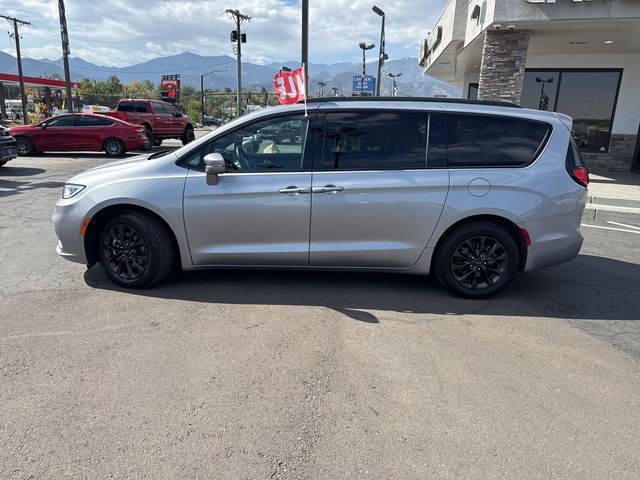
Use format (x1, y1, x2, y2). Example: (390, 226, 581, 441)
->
(117, 102, 149, 113)
(446, 114, 551, 167)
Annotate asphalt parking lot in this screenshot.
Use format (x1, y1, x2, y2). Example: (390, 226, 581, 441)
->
(1, 147, 639, 479)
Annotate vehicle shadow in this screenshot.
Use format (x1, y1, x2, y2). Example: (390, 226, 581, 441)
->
(0, 166, 46, 177)
(84, 254, 640, 324)
(0, 178, 65, 198)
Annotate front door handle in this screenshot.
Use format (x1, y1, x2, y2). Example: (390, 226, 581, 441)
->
(279, 186, 310, 195)
(312, 184, 344, 194)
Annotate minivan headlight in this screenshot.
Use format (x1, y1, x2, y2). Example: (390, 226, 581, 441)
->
(62, 183, 86, 199)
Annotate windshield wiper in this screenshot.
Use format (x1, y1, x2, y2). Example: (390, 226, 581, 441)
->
(147, 149, 172, 160)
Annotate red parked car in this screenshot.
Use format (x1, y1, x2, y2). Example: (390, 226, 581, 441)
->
(10, 114, 149, 157)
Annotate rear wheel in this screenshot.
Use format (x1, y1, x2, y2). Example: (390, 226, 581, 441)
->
(98, 212, 174, 288)
(435, 222, 519, 298)
(15, 137, 35, 156)
(181, 127, 195, 145)
(142, 128, 154, 150)
(104, 138, 125, 157)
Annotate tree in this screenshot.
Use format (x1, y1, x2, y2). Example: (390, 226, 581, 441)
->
(126, 80, 156, 99)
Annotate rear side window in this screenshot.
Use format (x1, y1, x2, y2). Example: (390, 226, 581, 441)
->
(117, 101, 149, 113)
(447, 114, 550, 167)
(77, 116, 115, 127)
(316, 112, 427, 170)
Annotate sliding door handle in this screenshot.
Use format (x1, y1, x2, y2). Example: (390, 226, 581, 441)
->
(312, 184, 344, 193)
(279, 186, 310, 195)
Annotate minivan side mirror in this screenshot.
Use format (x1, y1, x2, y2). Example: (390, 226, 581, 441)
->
(203, 153, 225, 185)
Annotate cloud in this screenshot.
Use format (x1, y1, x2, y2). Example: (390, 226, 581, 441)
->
(0, 0, 444, 67)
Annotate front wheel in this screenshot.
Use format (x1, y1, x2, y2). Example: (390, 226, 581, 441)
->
(104, 138, 125, 157)
(98, 212, 174, 288)
(15, 137, 35, 156)
(181, 127, 195, 145)
(434, 222, 519, 298)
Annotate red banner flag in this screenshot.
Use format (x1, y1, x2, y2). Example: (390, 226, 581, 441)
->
(273, 66, 306, 105)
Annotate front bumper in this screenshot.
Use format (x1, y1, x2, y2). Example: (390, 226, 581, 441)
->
(0, 142, 17, 162)
(52, 194, 97, 265)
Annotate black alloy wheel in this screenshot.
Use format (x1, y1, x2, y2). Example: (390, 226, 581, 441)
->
(102, 223, 149, 282)
(435, 222, 518, 298)
(15, 137, 35, 156)
(104, 138, 125, 157)
(98, 212, 174, 288)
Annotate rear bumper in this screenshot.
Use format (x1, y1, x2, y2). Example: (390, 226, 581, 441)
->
(521, 214, 584, 272)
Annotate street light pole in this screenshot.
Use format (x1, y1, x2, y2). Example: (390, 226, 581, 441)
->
(535, 77, 554, 110)
(200, 68, 231, 126)
(318, 81, 326, 97)
(372, 5, 386, 96)
(358, 42, 375, 96)
(386, 71, 402, 97)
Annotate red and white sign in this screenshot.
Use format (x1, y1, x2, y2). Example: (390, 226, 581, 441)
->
(273, 66, 306, 105)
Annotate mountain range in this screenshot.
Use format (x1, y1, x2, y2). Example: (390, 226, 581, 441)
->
(0, 51, 460, 98)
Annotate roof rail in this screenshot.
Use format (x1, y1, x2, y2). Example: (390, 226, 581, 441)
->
(304, 96, 522, 109)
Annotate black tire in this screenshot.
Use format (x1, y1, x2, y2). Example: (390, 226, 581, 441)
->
(434, 222, 519, 299)
(15, 137, 35, 156)
(142, 128, 154, 150)
(98, 212, 174, 288)
(181, 127, 195, 145)
(0, 160, 7, 167)
(153, 138, 163, 147)
(103, 138, 125, 157)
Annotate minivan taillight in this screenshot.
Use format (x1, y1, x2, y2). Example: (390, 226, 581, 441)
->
(568, 166, 589, 188)
(565, 138, 589, 188)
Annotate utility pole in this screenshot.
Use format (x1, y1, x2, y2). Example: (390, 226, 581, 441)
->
(57, 0, 73, 113)
(318, 81, 326, 97)
(1, 14, 31, 124)
(226, 9, 250, 118)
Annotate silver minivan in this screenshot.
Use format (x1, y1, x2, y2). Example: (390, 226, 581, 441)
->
(53, 98, 588, 298)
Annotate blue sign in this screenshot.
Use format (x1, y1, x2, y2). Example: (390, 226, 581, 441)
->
(352, 75, 376, 96)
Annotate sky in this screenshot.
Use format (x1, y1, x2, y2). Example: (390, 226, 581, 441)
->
(0, 0, 446, 67)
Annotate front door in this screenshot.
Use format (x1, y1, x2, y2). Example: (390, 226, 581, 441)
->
(32, 115, 76, 151)
(309, 111, 449, 268)
(183, 113, 313, 265)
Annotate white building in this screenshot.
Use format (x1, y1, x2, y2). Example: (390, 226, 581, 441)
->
(419, 0, 640, 171)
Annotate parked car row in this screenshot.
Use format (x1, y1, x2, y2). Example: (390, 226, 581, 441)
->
(5, 99, 195, 158)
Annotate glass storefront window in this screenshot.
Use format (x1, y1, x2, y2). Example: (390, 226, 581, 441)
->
(521, 69, 621, 153)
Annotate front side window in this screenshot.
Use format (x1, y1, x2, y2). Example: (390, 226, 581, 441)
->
(46, 116, 76, 127)
(316, 111, 427, 170)
(180, 114, 309, 172)
(447, 114, 550, 168)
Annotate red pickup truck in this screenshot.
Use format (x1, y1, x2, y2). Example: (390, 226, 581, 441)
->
(105, 99, 195, 148)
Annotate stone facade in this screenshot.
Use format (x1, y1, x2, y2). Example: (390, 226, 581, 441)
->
(478, 29, 530, 104)
(582, 134, 639, 172)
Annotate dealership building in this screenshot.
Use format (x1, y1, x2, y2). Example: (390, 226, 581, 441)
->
(419, 0, 640, 171)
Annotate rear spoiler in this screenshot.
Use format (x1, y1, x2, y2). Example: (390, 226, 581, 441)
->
(554, 112, 573, 131)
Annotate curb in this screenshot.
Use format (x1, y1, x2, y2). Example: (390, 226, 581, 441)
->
(583, 204, 640, 223)
(588, 195, 640, 210)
